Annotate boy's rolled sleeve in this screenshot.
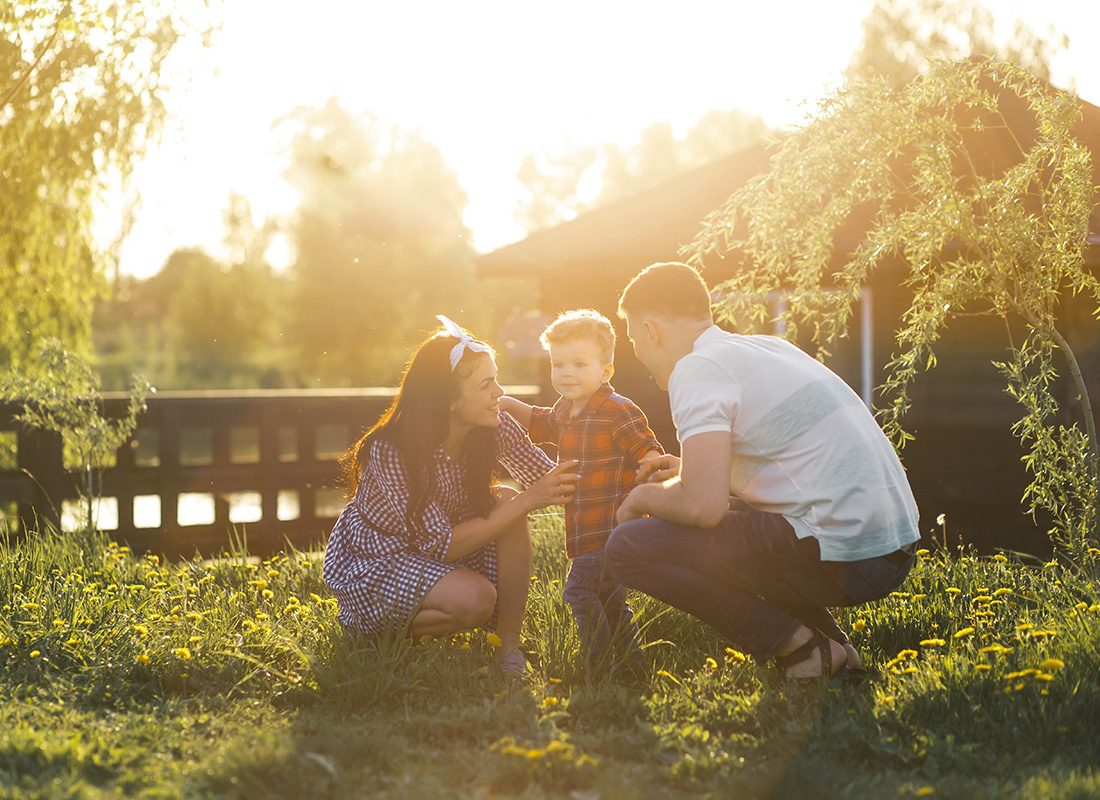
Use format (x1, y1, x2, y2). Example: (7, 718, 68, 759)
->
(611, 402, 663, 461)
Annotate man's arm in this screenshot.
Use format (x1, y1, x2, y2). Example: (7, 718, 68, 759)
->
(616, 431, 731, 529)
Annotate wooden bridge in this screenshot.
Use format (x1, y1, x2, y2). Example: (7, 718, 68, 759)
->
(0, 387, 543, 559)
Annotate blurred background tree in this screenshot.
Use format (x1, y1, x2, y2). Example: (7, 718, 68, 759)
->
(515, 109, 770, 232)
(282, 100, 475, 386)
(848, 0, 1067, 87)
(0, 0, 209, 376)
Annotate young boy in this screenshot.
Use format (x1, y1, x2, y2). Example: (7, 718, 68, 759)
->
(500, 309, 662, 669)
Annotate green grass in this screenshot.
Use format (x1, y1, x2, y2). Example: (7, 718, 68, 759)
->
(1, 516, 1098, 799)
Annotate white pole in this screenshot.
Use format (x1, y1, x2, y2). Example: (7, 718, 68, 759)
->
(861, 287, 873, 410)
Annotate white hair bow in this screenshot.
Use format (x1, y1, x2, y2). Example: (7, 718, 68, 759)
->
(437, 314, 492, 371)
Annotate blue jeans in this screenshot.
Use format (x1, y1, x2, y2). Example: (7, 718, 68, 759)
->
(563, 548, 641, 666)
(604, 508, 915, 663)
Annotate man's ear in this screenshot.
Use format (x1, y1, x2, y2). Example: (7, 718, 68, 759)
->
(603, 362, 615, 384)
(643, 318, 661, 347)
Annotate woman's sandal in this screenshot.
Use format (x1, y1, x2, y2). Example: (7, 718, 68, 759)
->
(775, 630, 850, 682)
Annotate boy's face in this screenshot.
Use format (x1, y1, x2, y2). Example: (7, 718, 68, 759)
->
(548, 338, 613, 404)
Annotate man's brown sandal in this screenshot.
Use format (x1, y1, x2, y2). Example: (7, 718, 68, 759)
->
(775, 630, 850, 682)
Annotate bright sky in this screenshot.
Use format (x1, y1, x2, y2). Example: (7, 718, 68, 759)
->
(106, 0, 1100, 278)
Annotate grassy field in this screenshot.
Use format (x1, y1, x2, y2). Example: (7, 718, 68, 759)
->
(1, 515, 1099, 799)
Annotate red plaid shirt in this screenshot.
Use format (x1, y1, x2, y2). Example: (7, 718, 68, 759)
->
(527, 384, 662, 557)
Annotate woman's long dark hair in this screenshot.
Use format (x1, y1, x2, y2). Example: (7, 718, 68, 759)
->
(340, 330, 499, 535)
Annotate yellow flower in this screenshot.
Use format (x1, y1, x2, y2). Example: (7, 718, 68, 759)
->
(174, 647, 192, 660)
(704, 657, 718, 671)
(919, 638, 946, 648)
(547, 677, 562, 684)
(19, 602, 39, 610)
(576, 754, 599, 767)
(953, 628, 974, 639)
(52, 619, 65, 628)
(992, 554, 1008, 563)
(992, 587, 1012, 597)
(945, 588, 961, 595)
(915, 548, 929, 557)
(975, 664, 991, 672)
(724, 647, 749, 662)
(916, 787, 936, 796)
(486, 632, 503, 648)
(979, 645, 1012, 655)
(540, 696, 560, 709)
(1016, 623, 1034, 632)
(249, 579, 268, 590)
(262, 589, 274, 600)
(29, 650, 41, 658)
(1039, 658, 1065, 671)
(899, 649, 918, 659)
(852, 619, 867, 632)
(524, 749, 546, 761)
(267, 569, 279, 578)
(136, 653, 151, 665)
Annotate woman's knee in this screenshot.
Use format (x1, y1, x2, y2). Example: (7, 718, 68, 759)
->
(452, 576, 498, 629)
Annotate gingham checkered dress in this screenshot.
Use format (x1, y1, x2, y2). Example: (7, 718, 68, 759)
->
(323, 412, 554, 637)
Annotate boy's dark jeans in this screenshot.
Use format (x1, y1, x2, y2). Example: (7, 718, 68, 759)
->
(604, 507, 915, 664)
(564, 548, 641, 667)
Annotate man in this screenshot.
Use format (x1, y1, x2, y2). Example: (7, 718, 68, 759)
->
(605, 262, 920, 680)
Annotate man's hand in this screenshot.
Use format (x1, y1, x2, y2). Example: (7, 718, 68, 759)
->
(615, 485, 649, 524)
(636, 453, 681, 484)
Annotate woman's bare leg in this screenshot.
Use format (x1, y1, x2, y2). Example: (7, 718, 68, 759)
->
(492, 511, 532, 653)
(408, 568, 496, 638)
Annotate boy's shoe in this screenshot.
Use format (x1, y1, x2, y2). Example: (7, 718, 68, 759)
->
(496, 647, 530, 679)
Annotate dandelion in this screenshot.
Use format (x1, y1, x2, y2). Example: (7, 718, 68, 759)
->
(975, 664, 991, 672)
(52, 619, 65, 628)
(992, 554, 1008, 563)
(945, 587, 961, 595)
(486, 632, 502, 648)
(267, 569, 279, 578)
(136, 653, 151, 665)
(917, 787, 936, 796)
(992, 587, 1012, 597)
(852, 619, 867, 632)
(1039, 658, 1065, 671)
(915, 548, 929, 557)
(724, 647, 748, 662)
(525, 749, 546, 761)
(547, 677, 562, 684)
(953, 627, 975, 639)
(979, 645, 1012, 655)
(309, 593, 324, 604)
(174, 647, 192, 661)
(919, 638, 946, 647)
(261, 589, 274, 600)
(19, 602, 39, 610)
(1016, 622, 1034, 632)
(249, 579, 268, 590)
(29, 650, 41, 658)
(188, 635, 202, 644)
(541, 696, 560, 709)
(704, 657, 718, 671)
(576, 754, 599, 767)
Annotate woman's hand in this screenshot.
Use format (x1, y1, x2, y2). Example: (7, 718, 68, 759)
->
(522, 460, 580, 510)
(636, 453, 680, 484)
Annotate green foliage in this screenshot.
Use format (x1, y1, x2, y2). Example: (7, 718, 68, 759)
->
(683, 59, 1098, 549)
(0, 339, 148, 528)
(0, 518, 1098, 797)
(0, 0, 208, 374)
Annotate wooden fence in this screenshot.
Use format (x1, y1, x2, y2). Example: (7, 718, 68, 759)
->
(0, 387, 542, 559)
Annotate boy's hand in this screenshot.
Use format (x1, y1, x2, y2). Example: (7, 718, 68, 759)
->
(636, 453, 680, 484)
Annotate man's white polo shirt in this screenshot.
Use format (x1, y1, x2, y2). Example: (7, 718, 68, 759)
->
(668, 326, 920, 561)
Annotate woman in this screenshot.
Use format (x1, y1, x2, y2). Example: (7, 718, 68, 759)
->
(323, 316, 578, 676)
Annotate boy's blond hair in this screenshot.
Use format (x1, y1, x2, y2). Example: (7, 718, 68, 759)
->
(539, 309, 616, 364)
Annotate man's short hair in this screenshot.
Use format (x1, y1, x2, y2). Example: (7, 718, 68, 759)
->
(617, 262, 712, 320)
(539, 308, 616, 363)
